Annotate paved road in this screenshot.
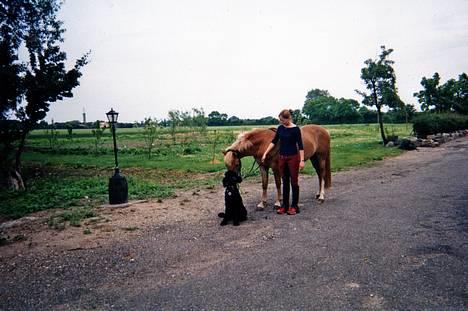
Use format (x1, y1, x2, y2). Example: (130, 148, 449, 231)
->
(1, 138, 467, 310)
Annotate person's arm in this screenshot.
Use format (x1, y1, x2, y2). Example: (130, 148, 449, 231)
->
(262, 127, 280, 163)
(299, 149, 305, 170)
(261, 143, 275, 163)
(297, 128, 305, 170)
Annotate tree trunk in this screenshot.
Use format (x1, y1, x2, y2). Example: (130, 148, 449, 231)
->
(0, 161, 25, 191)
(2, 128, 29, 191)
(371, 82, 387, 145)
(377, 106, 388, 145)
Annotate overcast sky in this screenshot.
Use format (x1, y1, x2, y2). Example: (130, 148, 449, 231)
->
(47, 0, 468, 122)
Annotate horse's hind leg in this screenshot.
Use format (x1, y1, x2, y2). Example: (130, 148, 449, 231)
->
(311, 156, 322, 200)
(317, 156, 327, 203)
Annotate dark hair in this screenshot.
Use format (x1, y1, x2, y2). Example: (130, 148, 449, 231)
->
(279, 109, 293, 120)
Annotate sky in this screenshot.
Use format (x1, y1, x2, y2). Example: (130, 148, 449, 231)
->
(47, 0, 468, 123)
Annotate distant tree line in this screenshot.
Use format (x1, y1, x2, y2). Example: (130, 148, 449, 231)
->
(35, 120, 135, 130)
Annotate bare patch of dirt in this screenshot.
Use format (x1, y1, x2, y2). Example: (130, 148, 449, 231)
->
(0, 175, 257, 259)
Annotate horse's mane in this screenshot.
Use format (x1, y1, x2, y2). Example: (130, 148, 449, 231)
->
(227, 127, 275, 154)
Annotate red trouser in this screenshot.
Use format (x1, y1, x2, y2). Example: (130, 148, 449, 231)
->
(279, 154, 300, 186)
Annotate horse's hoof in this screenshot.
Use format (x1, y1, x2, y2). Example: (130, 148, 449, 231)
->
(274, 201, 281, 207)
(315, 194, 320, 199)
(257, 202, 266, 210)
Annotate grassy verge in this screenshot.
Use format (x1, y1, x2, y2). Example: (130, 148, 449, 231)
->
(1, 123, 411, 221)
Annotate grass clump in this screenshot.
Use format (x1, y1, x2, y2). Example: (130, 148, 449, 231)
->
(48, 206, 96, 229)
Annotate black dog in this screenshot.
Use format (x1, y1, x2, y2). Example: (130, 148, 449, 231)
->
(218, 170, 247, 226)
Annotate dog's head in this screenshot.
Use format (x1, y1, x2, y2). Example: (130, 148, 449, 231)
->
(222, 170, 242, 187)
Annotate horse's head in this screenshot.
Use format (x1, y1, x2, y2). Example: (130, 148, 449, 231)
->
(222, 149, 242, 174)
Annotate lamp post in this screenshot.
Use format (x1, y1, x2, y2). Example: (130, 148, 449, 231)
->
(106, 108, 128, 204)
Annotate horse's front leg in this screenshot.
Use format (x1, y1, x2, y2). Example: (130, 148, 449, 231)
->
(257, 166, 269, 210)
(273, 169, 282, 208)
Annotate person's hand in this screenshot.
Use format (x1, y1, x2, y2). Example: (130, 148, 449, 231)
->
(261, 153, 267, 163)
(299, 160, 305, 170)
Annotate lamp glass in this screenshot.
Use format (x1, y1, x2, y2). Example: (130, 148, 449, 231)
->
(106, 108, 119, 123)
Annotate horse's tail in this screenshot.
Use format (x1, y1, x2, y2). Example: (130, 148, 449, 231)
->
(325, 148, 331, 189)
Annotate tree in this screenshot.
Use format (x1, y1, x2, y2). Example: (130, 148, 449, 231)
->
(168, 110, 181, 143)
(414, 72, 467, 114)
(385, 104, 416, 124)
(0, 0, 89, 189)
(291, 109, 305, 125)
(91, 120, 106, 155)
(143, 117, 158, 159)
(306, 89, 330, 101)
(452, 73, 468, 114)
(302, 94, 336, 124)
(207, 110, 228, 126)
(191, 107, 207, 132)
(334, 98, 361, 124)
(228, 116, 241, 125)
(358, 106, 378, 124)
(356, 46, 400, 144)
(413, 73, 443, 112)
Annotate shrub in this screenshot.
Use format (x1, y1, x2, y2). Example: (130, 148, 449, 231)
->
(412, 113, 468, 138)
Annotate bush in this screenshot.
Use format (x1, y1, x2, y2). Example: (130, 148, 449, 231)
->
(412, 113, 468, 138)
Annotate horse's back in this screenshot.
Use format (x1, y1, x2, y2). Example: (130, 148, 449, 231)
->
(300, 124, 330, 158)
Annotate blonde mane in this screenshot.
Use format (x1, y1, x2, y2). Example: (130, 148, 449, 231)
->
(226, 128, 271, 154)
(227, 132, 252, 154)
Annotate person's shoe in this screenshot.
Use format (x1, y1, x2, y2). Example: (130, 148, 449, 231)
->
(277, 207, 287, 214)
(287, 207, 297, 215)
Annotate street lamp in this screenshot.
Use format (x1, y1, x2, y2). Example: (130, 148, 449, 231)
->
(106, 108, 128, 204)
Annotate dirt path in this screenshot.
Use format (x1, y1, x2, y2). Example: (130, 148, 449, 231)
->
(1, 138, 467, 310)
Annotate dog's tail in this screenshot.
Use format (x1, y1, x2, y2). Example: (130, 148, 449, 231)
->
(218, 212, 225, 218)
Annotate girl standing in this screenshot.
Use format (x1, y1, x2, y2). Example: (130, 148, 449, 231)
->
(261, 109, 304, 215)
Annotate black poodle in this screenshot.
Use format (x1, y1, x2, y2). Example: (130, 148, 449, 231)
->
(218, 170, 247, 226)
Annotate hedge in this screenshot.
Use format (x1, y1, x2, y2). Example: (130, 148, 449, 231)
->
(412, 113, 468, 138)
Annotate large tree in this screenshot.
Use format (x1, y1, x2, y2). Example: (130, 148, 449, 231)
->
(0, 0, 88, 190)
(452, 73, 468, 114)
(414, 72, 467, 114)
(207, 110, 228, 126)
(302, 89, 361, 124)
(413, 72, 443, 112)
(356, 46, 401, 144)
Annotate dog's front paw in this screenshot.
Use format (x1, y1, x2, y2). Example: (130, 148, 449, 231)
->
(220, 220, 228, 226)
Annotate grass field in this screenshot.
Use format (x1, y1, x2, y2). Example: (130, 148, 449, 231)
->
(1, 123, 411, 220)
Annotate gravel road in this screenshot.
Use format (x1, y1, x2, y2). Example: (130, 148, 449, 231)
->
(1, 138, 467, 310)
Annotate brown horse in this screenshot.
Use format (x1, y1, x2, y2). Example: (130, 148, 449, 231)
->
(223, 125, 331, 209)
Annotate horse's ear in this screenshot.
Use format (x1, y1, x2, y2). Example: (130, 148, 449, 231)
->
(222, 150, 227, 155)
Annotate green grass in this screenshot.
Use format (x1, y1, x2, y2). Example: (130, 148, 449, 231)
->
(1, 123, 412, 219)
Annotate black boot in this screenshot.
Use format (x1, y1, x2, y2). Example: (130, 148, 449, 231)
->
(281, 166, 291, 211)
(282, 182, 290, 209)
(291, 185, 300, 213)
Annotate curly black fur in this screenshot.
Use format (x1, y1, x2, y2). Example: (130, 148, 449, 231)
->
(219, 171, 247, 226)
